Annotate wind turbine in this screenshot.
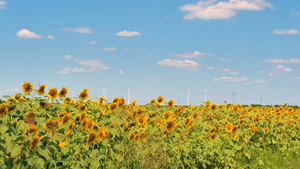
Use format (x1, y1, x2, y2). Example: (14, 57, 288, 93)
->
(128, 89, 131, 104)
(205, 90, 208, 102)
(103, 89, 106, 97)
(187, 89, 190, 105)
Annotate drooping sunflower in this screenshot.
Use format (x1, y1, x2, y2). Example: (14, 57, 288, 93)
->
(163, 112, 172, 121)
(29, 136, 40, 148)
(137, 115, 148, 126)
(86, 120, 95, 132)
(45, 119, 59, 131)
(81, 118, 88, 130)
(209, 127, 216, 134)
(112, 97, 119, 104)
(155, 118, 163, 128)
(37, 84, 47, 95)
(98, 126, 109, 141)
(62, 114, 71, 125)
(47, 87, 58, 100)
(21, 82, 34, 94)
(210, 132, 217, 140)
(58, 86, 68, 98)
(192, 112, 200, 121)
(86, 131, 98, 146)
(79, 111, 86, 122)
(118, 98, 125, 107)
(99, 96, 105, 105)
(78, 88, 89, 100)
(165, 119, 176, 133)
(232, 132, 237, 140)
(0, 103, 8, 117)
(232, 125, 238, 133)
(67, 121, 76, 136)
(149, 99, 156, 104)
(167, 100, 174, 108)
(109, 103, 117, 111)
(184, 117, 192, 129)
(157, 96, 164, 104)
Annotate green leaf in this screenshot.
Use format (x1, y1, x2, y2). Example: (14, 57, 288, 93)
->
(244, 152, 251, 159)
(39, 149, 52, 161)
(10, 146, 21, 158)
(0, 126, 9, 134)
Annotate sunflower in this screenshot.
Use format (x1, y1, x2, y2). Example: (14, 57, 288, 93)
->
(165, 119, 176, 133)
(98, 126, 109, 141)
(192, 112, 200, 121)
(79, 111, 86, 122)
(78, 88, 89, 100)
(81, 118, 88, 130)
(184, 117, 192, 129)
(210, 132, 217, 140)
(67, 121, 75, 135)
(99, 96, 105, 105)
(0, 103, 8, 117)
(226, 123, 233, 133)
(86, 120, 95, 132)
(37, 84, 47, 95)
(149, 99, 156, 104)
(47, 87, 58, 100)
(210, 104, 217, 111)
(45, 119, 59, 131)
(264, 126, 269, 134)
(137, 108, 143, 116)
(205, 100, 211, 107)
(58, 141, 67, 148)
(129, 132, 135, 141)
(64, 97, 72, 103)
(167, 100, 174, 108)
(21, 82, 34, 94)
(62, 114, 71, 125)
(140, 131, 146, 141)
(162, 130, 168, 138)
(137, 115, 148, 126)
(58, 111, 67, 118)
(209, 127, 216, 134)
(232, 132, 237, 140)
(29, 136, 40, 148)
(118, 98, 125, 107)
(163, 112, 172, 121)
(155, 118, 163, 128)
(29, 125, 39, 136)
(232, 125, 238, 133)
(157, 96, 164, 104)
(134, 133, 141, 141)
(223, 133, 228, 141)
(58, 86, 68, 98)
(86, 131, 98, 146)
(232, 105, 239, 112)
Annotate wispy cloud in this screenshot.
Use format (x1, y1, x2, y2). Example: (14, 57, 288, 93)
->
(291, 8, 300, 16)
(268, 65, 293, 76)
(213, 77, 249, 82)
(55, 67, 88, 74)
(219, 57, 239, 62)
(0, 1, 7, 10)
(273, 29, 298, 35)
(86, 41, 97, 45)
(115, 30, 141, 37)
(255, 79, 266, 84)
(157, 59, 201, 71)
(170, 51, 215, 59)
(264, 59, 300, 64)
(118, 70, 124, 75)
(77, 59, 110, 70)
(292, 76, 300, 79)
(207, 66, 238, 74)
(47, 35, 55, 39)
(104, 47, 117, 51)
(64, 55, 73, 60)
(180, 0, 273, 20)
(147, 75, 165, 79)
(0, 88, 19, 94)
(16, 29, 43, 39)
(62, 27, 93, 33)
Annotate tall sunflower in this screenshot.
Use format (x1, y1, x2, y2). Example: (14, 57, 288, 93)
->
(78, 88, 89, 100)
(157, 96, 164, 104)
(29, 136, 40, 148)
(58, 86, 68, 98)
(210, 132, 217, 140)
(21, 82, 34, 94)
(167, 100, 174, 108)
(47, 87, 58, 100)
(98, 126, 109, 141)
(163, 112, 172, 121)
(165, 119, 176, 133)
(86, 131, 98, 146)
(37, 84, 47, 95)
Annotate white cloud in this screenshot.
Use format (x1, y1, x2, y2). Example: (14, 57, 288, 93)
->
(219, 57, 233, 62)
(64, 55, 73, 60)
(268, 65, 293, 76)
(16, 29, 43, 39)
(230, 72, 239, 75)
(264, 59, 300, 64)
(244, 82, 252, 85)
(115, 30, 141, 37)
(213, 76, 249, 82)
(62, 27, 93, 33)
(147, 53, 153, 56)
(118, 70, 124, 75)
(259, 70, 264, 73)
(273, 29, 298, 35)
(207, 66, 238, 74)
(207, 67, 215, 70)
(86, 41, 97, 45)
(170, 51, 215, 59)
(0, 1, 7, 9)
(157, 59, 201, 71)
(0, 88, 19, 94)
(292, 76, 300, 79)
(104, 47, 117, 51)
(255, 79, 266, 83)
(180, 0, 273, 20)
(55, 67, 87, 74)
(291, 8, 300, 16)
(77, 59, 110, 70)
(47, 35, 55, 39)
(147, 75, 165, 79)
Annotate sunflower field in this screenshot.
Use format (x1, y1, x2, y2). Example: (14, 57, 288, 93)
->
(0, 82, 299, 169)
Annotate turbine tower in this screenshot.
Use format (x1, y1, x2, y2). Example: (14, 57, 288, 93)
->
(103, 89, 106, 97)
(205, 90, 208, 102)
(187, 89, 190, 106)
(128, 89, 131, 104)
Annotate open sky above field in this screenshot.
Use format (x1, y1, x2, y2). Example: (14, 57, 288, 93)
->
(0, 0, 300, 105)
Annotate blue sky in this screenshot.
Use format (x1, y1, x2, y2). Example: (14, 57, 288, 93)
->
(0, 0, 300, 105)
